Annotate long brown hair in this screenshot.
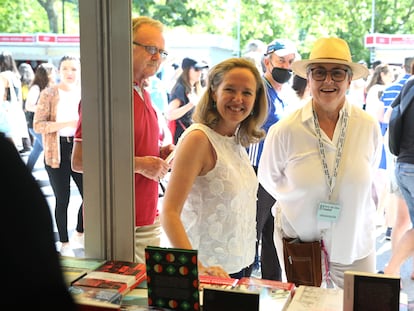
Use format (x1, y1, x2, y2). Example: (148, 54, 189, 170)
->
(193, 57, 268, 147)
(366, 64, 390, 92)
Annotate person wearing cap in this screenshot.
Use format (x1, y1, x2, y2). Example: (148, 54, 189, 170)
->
(246, 38, 298, 281)
(258, 37, 382, 288)
(167, 57, 208, 144)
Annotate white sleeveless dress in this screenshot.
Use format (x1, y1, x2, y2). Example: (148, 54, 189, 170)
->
(179, 123, 257, 274)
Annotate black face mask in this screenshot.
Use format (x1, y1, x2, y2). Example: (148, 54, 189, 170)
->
(271, 67, 292, 84)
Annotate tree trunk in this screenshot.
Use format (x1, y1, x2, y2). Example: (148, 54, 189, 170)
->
(37, 0, 59, 33)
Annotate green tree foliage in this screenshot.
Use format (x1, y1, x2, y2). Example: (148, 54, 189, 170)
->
(289, 0, 414, 63)
(0, 0, 78, 34)
(132, 0, 204, 27)
(0, 0, 49, 32)
(1, 0, 413, 65)
(131, 0, 414, 66)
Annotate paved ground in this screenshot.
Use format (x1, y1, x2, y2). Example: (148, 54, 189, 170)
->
(25, 153, 414, 309)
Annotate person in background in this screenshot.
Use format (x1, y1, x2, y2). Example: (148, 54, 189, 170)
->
(0, 51, 31, 152)
(71, 98, 172, 175)
(384, 77, 414, 279)
(363, 59, 383, 109)
(284, 74, 311, 114)
(34, 55, 83, 257)
(72, 16, 174, 263)
(71, 101, 82, 173)
(0, 132, 76, 310)
(347, 60, 368, 110)
(18, 62, 35, 151)
(381, 57, 414, 108)
(247, 38, 299, 281)
(364, 64, 395, 236)
(25, 62, 57, 173)
(124, 16, 175, 262)
(167, 57, 208, 144)
(380, 57, 414, 278)
(379, 58, 414, 243)
(243, 39, 266, 74)
(161, 57, 268, 278)
(146, 74, 169, 117)
(258, 37, 381, 289)
(0, 77, 11, 137)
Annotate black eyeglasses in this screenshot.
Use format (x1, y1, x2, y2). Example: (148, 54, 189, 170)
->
(133, 41, 168, 58)
(309, 68, 350, 82)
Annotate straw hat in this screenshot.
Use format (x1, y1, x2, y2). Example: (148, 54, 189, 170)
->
(291, 37, 369, 81)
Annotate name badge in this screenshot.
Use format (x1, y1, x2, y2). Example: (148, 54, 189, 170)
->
(317, 202, 341, 222)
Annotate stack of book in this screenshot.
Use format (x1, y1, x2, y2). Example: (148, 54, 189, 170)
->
(68, 260, 147, 310)
(286, 285, 343, 310)
(60, 256, 106, 287)
(287, 270, 403, 311)
(199, 275, 295, 311)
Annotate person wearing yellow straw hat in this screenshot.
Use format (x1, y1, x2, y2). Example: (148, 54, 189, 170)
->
(258, 37, 382, 289)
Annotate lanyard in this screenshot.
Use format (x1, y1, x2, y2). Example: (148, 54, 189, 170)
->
(312, 107, 348, 201)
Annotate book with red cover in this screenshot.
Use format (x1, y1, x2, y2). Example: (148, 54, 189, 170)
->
(94, 260, 145, 277)
(72, 260, 147, 295)
(198, 275, 239, 290)
(237, 277, 295, 293)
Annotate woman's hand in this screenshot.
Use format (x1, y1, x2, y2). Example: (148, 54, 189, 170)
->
(198, 262, 230, 278)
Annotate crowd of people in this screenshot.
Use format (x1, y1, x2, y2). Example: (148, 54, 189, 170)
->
(2, 16, 414, 305)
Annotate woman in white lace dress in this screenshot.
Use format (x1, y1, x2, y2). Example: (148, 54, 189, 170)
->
(161, 58, 268, 278)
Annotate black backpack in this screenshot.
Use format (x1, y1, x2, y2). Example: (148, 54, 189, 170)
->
(388, 79, 414, 156)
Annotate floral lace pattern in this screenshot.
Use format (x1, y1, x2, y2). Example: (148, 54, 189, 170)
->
(180, 124, 257, 274)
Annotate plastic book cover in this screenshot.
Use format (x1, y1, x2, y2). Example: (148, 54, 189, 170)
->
(69, 285, 122, 304)
(60, 257, 106, 270)
(237, 277, 295, 311)
(72, 274, 130, 293)
(62, 266, 89, 286)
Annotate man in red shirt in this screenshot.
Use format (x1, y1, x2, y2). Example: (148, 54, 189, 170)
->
(71, 16, 174, 263)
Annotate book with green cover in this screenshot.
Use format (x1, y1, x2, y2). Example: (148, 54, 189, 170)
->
(145, 246, 199, 311)
(60, 256, 106, 271)
(62, 266, 89, 286)
(69, 285, 122, 305)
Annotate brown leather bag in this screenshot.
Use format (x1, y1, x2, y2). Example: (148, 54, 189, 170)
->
(282, 237, 322, 287)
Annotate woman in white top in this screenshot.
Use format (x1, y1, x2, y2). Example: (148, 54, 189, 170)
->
(258, 38, 382, 289)
(161, 58, 268, 278)
(0, 51, 31, 151)
(364, 64, 395, 239)
(34, 55, 83, 257)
